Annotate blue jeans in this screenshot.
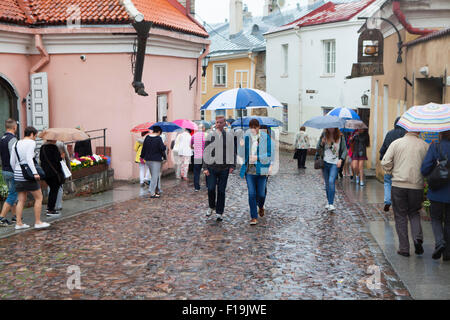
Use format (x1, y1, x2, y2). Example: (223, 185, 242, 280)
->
(245, 174, 267, 219)
(206, 168, 230, 215)
(384, 174, 392, 205)
(2, 171, 18, 206)
(322, 162, 338, 205)
(193, 163, 203, 190)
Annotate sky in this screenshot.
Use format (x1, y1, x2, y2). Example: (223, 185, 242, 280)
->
(195, 0, 310, 24)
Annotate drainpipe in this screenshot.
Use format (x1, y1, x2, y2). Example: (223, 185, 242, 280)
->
(392, 1, 438, 36)
(294, 26, 303, 136)
(30, 34, 50, 74)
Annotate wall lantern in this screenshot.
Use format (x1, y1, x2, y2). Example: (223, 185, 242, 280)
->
(202, 56, 210, 77)
(361, 93, 369, 106)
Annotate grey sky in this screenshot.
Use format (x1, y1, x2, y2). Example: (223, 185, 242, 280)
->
(195, 0, 309, 24)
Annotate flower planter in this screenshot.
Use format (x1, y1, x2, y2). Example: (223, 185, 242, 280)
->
(71, 163, 108, 180)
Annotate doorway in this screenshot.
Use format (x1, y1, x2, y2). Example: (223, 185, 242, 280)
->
(415, 77, 443, 105)
(0, 76, 19, 133)
(358, 108, 370, 127)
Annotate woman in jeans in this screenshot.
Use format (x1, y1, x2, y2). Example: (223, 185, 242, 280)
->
(421, 130, 450, 261)
(40, 139, 65, 216)
(240, 119, 273, 225)
(140, 126, 166, 198)
(349, 129, 370, 186)
(315, 128, 347, 212)
(10, 126, 50, 230)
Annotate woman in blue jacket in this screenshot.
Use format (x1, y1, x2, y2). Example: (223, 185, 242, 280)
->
(240, 119, 273, 225)
(421, 130, 450, 261)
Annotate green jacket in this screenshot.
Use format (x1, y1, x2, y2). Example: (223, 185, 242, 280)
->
(315, 132, 347, 162)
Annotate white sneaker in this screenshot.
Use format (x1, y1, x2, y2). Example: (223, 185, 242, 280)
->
(15, 223, 30, 230)
(360, 180, 365, 186)
(206, 208, 215, 217)
(34, 222, 50, 229)
(328, 205, 336, 211)
(325, 204, 330, 210)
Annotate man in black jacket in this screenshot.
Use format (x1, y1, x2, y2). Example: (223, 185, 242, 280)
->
(379, 117, 406, 212)
(203, 116, 236, 222)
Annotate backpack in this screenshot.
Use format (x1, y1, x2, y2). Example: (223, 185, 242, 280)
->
(427, 143, 449, 190)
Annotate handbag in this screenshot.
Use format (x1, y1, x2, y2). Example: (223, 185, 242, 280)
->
(14, 142, 45, 181)
(60, 160, 72, 179)
(293, 149, 300, 159)
(314, 158, 324, 170)
(427, 143, 449, 190)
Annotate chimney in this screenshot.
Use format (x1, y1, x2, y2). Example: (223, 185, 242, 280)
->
(178, 0, 195, 15)
(229, 0, 243, 36)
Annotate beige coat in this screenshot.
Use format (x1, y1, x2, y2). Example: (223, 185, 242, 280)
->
(381, 133, 429, 190)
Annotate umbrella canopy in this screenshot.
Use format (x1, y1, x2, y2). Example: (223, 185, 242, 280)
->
(201, 88, 283, 111)
(303, 115, 346, 129)
(173, 119, 198, 131)
(149, 122, 182, 133)
(226, 118, 236, 124)
(131, 122, 154, 133)
(327, 107, 360, 120)
(38, 128, 89, 142)
(345, 120, 368, 130)
(397, 103, 450, 132)
(231, 116, 283, 128)
(194, 120, 211, 129)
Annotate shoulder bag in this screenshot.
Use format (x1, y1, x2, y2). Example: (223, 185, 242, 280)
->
(427, 143, 449, 190)
(14, 142, 45, 181)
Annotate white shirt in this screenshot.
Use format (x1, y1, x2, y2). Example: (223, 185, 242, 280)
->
(176, 131, 193, 157)
(10, 139, 38, 182)
(323, 138, 340, 165)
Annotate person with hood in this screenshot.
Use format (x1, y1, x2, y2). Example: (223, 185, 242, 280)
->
(134, 131, 151, 187)
(379, 117, 406, 212)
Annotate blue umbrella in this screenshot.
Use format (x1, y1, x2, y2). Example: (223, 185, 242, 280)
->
(149, 122, 182, 132)
(231, 116, 283, 128)
(201, 88, 283, 111)
(303, 115, 346, 129)
(327, 107, 360, 120)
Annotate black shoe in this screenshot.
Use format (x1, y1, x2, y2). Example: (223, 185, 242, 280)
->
(0, 217, 13, 227)
(11, 216, 16, 223)
(302, 166, 307, 169)
(383, 204, 391, 212)
(338, 172, 343, 179)
(46, 210, 61, 217)
(397, 251, 410, 257)
(432, 245, 446, 260)
(350, 175, 354, 180)
(216, 213, 223, 222)
(414, 240, 424, 255)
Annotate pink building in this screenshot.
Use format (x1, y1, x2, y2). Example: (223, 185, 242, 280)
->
(0, 0, 209, 180)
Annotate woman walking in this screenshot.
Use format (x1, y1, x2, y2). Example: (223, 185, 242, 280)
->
(315, 128, 347, 212)
(177, 129, 193, 181)
(294, 126, 310, 169)
(10, 126, 50, 229)
(191, 125, 206, 191)
(40, 139, 65, 216)
(240, 119, 273, 225)
(134, 131, 151, 186)
(421, 130, 450, 261)
(140, 126, 166, 198)
(350, 129, 370, 186)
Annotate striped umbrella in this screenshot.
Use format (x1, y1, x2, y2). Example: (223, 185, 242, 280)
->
(397, 103, 450, 132)
(327, 107, 360, 120)
(201, 88, 283, 110)
(131, 122, 154, 133)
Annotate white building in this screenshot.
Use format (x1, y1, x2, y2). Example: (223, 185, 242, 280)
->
(265, 0, 383, 147)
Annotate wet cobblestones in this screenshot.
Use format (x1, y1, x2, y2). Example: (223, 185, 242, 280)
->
(0, 155, 410, 299)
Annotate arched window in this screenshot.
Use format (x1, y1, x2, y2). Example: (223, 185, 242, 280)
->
(0, 76, 19, 133)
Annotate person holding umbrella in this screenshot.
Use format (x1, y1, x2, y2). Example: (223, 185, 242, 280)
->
(315, 128, 347, 212)
(141, 125, 167, 198)
(240, 119, 273, 225)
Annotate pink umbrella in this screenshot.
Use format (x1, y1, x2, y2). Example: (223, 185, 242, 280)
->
(131, 122, 154, 133)
(173, 119, 198, 131)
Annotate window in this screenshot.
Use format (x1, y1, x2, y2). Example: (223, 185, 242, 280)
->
(234, 70, 249, 88)
(282, 44, 288, 77)
(157, 94, 168, 122)
(235, 109, 248, 118)
(200, 110, 205, 120)
(282, 103, 288, 132)
(323, 40, 336, 75)
(213, 64, 227, 87)
(215, 110, 226, 118)
(322, 107, 333, 115)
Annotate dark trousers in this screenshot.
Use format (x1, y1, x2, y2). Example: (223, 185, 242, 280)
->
(297, 149, 307, 168)
(391, 186, 424, 254)
(193, 163, 203, 190)
(430, 201, 450, 256)
(206, 168, 230, 215)
(46, 176, 62, 211)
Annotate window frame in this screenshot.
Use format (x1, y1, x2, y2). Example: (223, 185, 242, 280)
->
(213, 63, 228, 88)
(281, 44, 289, 77)
(234, 70, 249, 88)
(322, 39, 336, 76)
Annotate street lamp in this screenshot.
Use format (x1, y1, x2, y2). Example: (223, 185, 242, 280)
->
(202, 56, 210, 77)
(361, 93, 369, 106)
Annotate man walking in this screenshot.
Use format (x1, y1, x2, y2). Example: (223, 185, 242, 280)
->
(379, 117, 406, 212)
(381, 131, 429, 257)
(203, 116, 236, 222)
(0, 119, 18, 226)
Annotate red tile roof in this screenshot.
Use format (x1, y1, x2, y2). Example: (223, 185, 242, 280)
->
(286, 0, 376, 28)
(0, 0, 208, 37)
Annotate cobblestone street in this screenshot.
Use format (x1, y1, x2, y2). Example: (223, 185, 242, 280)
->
(0, 154, 410, 300)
